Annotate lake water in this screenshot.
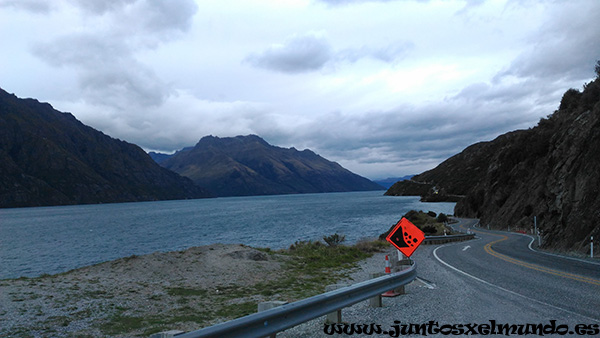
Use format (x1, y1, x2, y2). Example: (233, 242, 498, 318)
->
(0, 191, 455, 279)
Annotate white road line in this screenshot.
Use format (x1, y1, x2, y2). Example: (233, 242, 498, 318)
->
(462, 245, 471, 251)
(415, 277, 436, 289)
(433, 245, 600, 323)
(518, 234, 600, 267)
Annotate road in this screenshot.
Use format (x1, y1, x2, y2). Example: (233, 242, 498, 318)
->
(280, 218, 600, 337)
(437, 218, 600, 321)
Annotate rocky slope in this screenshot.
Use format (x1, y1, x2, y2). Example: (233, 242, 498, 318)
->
(157, 135, 384, 197)
(0, 88, 210, 208)
(402, 77, 600, 252)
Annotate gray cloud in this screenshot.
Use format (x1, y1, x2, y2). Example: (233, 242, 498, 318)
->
(316, 0, 415, 5)
(337, 41, 414, 63)
(260, 69, 559, 178)
(67, 0, 136, 14)
(246, 33, 413, 74)
(33, 34, 170, 109)
(138, 0, 198, 33)
(496, 1, 600, 83)
(0, 0, 52, 13)
(68, 0, 198, 36)
(31, 0, 197, 110)
(245, 33, 333, 73)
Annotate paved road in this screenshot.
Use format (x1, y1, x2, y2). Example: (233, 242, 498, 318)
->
(437, 218, 600, 321)
(280, 218, 600, 337)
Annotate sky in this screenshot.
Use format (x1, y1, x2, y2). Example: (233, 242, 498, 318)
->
(1, 0, 599, 180)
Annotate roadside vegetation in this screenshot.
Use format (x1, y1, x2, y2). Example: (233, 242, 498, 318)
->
(128, 237, 390, 336)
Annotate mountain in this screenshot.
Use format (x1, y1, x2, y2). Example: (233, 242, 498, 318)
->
(0, 88, 211, 208)
(398, 76, 600, 253)
(373, 175, 414, 189)
(148, 147, 193, 164)
(157, 135, 384, 197)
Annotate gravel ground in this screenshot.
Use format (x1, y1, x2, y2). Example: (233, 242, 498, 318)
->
(0, 244, 288, 337)
(276, 246, 433, 338)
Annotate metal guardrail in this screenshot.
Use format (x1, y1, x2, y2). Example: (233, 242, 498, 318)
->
(177, 263, 417, 338)
(423, 233, 475, 245)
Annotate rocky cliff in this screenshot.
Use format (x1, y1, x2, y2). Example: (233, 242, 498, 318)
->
(0, 88, 211, 208)
(157, 135, 384, 197)
(405, 77, 600, 252)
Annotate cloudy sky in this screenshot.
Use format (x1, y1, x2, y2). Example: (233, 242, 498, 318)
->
(1, 0, 599, 180)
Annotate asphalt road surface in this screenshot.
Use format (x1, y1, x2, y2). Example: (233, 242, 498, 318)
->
(280, 218, 600, 337)
(437, 219, 600, 322)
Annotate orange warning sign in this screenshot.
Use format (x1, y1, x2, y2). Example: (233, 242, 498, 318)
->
(386, 217, 425, 257)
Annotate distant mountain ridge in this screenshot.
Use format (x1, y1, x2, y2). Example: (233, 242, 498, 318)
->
(149, 147, 193, 164)
(0, 88, 211, 208)
(155, 135, 384, 197)
(396, 76, 600, 253)
(373, 175, 414, 189)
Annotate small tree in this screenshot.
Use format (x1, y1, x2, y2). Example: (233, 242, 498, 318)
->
(596, 60, 600, 78)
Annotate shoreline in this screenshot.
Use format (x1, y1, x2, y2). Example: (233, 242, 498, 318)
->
(0, 243, 288, 337)
(0, 240, 384, 337)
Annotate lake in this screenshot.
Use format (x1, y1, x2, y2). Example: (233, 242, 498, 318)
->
(0, 191, 455, 279)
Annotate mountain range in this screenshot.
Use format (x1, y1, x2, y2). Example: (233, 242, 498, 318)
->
(0, 88, 210, 208)
(152, 135, 384, 197)
(388, 76, 600, 252)
(0, 88, 383, 207)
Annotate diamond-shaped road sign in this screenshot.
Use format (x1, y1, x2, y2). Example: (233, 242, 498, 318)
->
(386, 217, 425, 257)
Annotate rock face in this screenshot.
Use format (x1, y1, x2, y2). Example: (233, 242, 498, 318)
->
(384, 180, 433, 197)
(158, 135, 384, 197)
(0, 88, 211, 208)
(406, 78, 600, 252)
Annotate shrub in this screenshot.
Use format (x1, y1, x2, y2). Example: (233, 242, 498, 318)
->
(354, 238, 390, 253)
(559, 88, 581, 111)
(427, 211, 437, 218)
(289, 240, 322, 251)
(422, 225, 437, 235)
(436, 213, 448, 223)
(323, 233, 346, 247)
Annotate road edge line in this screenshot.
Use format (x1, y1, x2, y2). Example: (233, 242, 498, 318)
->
(520, 234, 600, 267)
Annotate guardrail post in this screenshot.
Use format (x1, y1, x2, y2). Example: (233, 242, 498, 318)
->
(368, 273, 383, 307)
(258, 301, 288, 338)
(325, 284, 348, 323)
(392, 253, 411, 295)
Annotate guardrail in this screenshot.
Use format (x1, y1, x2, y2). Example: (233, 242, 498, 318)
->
(423, 233, 475, 245)
(175, 263, 417, 338)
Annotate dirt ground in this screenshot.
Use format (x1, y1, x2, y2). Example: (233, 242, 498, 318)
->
(0, 243, 290, 337)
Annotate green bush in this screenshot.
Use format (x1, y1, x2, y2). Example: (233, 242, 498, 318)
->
(422, 225, 437, 235)
(323, 233, 346, 247)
